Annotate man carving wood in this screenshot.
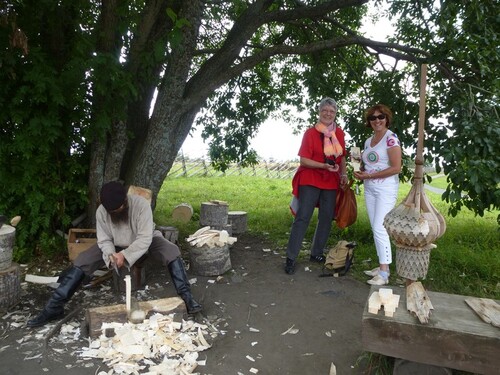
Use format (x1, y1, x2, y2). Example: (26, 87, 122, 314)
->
(27, 181, 201, 327)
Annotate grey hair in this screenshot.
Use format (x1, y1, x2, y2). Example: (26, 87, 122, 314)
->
(318, 97, 338, 112)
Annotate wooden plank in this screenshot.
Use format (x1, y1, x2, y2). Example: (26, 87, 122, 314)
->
(86, 297, 186, 338)
(465, 297, 500, 328)
(362, 286, 500, 375)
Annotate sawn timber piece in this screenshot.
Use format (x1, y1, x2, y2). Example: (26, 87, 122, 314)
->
(465, 296, 500, 328)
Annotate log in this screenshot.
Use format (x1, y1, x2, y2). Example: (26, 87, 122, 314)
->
(0, 262, 21, 311)
(171, 203, 193, 223)
(128, 185, 152, 205)
(85, 297, 186, 338)
(0, 225, 16, 270)
(189, 243, 232, 276)
(156, 226, 179, 244)
(228, 211, 247, 234)
(199, 201, 228, 227)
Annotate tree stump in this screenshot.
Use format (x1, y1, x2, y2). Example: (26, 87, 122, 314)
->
(0, 225, 16, 270)
(189, 244, 231, 276)
(199, 201, 228, 227)
(228, 211, 247, 234)
(172, 203, 193, 223)
(0, 262, 21, 311)
(156, 226, 179, 244)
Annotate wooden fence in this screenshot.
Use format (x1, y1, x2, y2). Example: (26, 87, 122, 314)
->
(167, 155, 299, 179)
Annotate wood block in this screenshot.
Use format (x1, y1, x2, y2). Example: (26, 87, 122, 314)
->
(0, 262, 20, 311)
(407, 281, 433, 323)
(228, 211, 247, 234)
(0, 224, 16, 270)
(368, 291, 382, 314)
(172, 203, 193, 223)
(200, 201, 228, 227)
(128, 185, 152, 205)
(378, 288, 393, 304)
(189, 243, 231, 276)
(156, 226, 179, 244)
(465, 297, 500, 328)
(362, 285, 500, 375)
(85, 297, 186, 338)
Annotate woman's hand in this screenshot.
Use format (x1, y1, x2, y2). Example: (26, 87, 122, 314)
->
(353, 170, 371, 180)
(325, 163, 339, 172)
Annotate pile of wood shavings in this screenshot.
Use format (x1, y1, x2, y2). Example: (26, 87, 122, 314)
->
(79, 313, 212, 374)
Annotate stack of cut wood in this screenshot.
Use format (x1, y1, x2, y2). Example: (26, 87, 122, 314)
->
(368, 288, 401, 318)
(187, 226, 237, 248)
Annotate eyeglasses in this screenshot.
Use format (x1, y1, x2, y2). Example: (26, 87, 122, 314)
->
(321, 110, 336, 114)
(368, 114, 386, 121)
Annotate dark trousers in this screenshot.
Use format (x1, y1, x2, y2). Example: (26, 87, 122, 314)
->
(286, 185, 336, 260)
(73, 230, 181, 276)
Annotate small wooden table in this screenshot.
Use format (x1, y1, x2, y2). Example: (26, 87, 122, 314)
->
(362, 285, 499, 375)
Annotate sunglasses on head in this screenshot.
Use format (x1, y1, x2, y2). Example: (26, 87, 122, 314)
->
(368, 114, 386, 121)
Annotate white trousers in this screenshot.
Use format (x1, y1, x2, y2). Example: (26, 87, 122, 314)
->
(364, 183, 399, 265)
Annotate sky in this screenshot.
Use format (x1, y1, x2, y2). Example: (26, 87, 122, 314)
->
(180, 8, 394, 161)
(180, 118, 303, 161)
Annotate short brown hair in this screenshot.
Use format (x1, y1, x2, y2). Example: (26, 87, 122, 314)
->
(365, 104, 393, 128)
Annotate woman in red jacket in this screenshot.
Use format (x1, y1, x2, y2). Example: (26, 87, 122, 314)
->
(285, 97, 348, 274)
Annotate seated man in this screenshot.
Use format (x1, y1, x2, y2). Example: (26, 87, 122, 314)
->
(28, 181, 202, 327)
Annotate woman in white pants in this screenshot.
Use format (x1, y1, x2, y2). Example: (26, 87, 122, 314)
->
(354, 104, 401, 285)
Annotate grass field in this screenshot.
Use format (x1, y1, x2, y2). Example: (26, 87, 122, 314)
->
(155, 175, 500, 300)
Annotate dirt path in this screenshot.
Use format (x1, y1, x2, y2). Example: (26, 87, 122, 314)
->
(0, 233, 371, 374)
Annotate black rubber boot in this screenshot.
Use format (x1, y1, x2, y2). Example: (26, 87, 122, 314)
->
(167, 257, 202, 314)
(27, 266, 85, 328)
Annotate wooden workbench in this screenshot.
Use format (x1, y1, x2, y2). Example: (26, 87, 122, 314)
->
(362, 286, 499, 375)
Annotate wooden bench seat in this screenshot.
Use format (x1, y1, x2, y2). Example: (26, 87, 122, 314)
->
(362, 285, 499, 375)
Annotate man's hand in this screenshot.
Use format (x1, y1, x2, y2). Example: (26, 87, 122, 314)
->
(110, 252, 125, 268)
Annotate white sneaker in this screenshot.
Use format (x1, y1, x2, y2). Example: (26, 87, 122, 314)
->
(367, 275, 389, 286)
(363, 267, 380, 277)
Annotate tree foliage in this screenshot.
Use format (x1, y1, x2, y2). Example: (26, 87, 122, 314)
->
(0, 0, 498, 258)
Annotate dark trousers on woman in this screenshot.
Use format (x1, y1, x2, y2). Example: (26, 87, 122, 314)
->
(286, 185, 336, 260)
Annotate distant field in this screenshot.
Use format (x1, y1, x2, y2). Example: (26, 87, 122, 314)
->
(156, 175, 500, 300)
